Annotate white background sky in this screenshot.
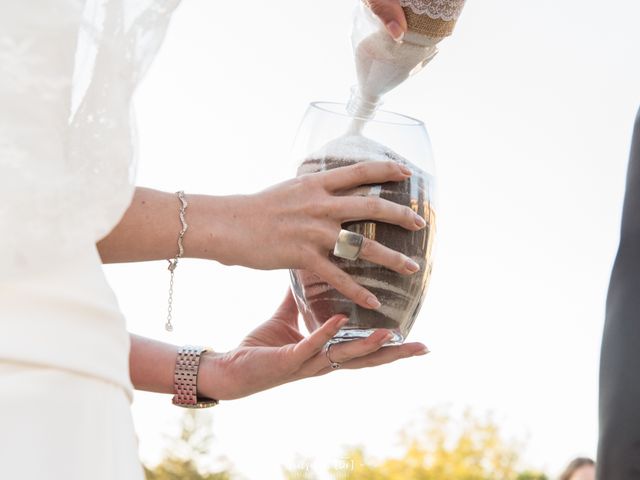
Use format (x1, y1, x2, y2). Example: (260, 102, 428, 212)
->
(103, 0, 640, 478)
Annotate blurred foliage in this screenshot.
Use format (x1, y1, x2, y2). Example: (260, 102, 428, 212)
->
(304, 408, 547, 480)
(144, 458, 231, 480)
(144, 410, 233, 480)
(282, 456, 319, 480)
(146, 407, 548, 480)
(515, 472, 549, 480)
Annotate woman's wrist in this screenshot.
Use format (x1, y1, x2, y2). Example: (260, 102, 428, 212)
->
(183, 193, 251, 265)
(196, 350, 224, 401)
(97, 188, 253, 265)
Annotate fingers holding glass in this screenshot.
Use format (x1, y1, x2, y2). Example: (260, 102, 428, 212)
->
(357, 237, 421, 275)
(311, 258, 381, 310)
(330, 229, 420, 275)
(333, 196, 425, 231)
(320, 160, 411, 192)
(340, 342, 430, 370)
(313, 337, 429, 375)
(292, 314, 349, 363)
(310, 331, 428, 374)
(312, 329, 392, 374)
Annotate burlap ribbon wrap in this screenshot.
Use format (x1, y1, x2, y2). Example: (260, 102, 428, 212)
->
(365, 0, 466, 38)
(402, 8, 456, 37)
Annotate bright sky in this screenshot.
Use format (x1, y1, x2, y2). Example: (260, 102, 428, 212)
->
(103, 0, 640, 478)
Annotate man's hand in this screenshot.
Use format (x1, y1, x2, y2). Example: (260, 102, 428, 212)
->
(366, 0, 408, 41)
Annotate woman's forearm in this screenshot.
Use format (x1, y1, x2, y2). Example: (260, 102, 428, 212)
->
(129, 334, 177, 394)
(129, 334, 219, 399)
(97, 187, 241, 264)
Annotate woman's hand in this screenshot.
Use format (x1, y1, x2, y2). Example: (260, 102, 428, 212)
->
(98, 162, 424, 310)
(197, 291, 428, 401)
(190, 161, 426, 309)
(366, 0, 408, 42)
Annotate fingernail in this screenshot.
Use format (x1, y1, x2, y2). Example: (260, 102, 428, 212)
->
(366, 296, 381, 309)
(413, 347, 430, 356)
(386, 21, 405, 43)
(415, 215, 426, 229)
(405, 258, 420, 273)
(337, 316, 349, 328)
(399, 164, 412, 176)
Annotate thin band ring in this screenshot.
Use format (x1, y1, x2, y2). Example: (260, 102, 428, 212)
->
(325, 342, 341, 370)
(333, 229, 365, 261)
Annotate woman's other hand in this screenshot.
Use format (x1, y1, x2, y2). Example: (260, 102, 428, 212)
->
(197, 291, 428, 400)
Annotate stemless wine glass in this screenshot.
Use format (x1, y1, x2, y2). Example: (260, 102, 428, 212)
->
(290, 102, 437, 345)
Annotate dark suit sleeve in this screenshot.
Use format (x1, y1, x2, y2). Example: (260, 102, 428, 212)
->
(598, 108, 640, 478)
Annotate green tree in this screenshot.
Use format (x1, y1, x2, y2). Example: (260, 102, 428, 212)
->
(145, 410, 234, 480)
(516, 473, 548, 480)
(288, 408, 548, 480)
(336, 409, 548, 480)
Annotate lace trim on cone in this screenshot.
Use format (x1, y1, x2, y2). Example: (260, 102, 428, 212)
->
(399, 0, 466, 21)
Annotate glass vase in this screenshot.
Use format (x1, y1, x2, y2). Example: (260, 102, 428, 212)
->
(290, 102, 436, 345)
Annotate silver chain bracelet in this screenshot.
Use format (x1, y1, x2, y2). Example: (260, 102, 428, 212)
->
(166, 190, 188, 332)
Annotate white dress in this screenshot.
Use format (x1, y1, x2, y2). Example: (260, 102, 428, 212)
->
(0, 1, 180, 478)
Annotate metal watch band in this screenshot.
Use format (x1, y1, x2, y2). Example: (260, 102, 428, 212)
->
(172, 345, 219, 408)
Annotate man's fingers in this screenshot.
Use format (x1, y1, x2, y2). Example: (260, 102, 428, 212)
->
(366, 0, 408, 41)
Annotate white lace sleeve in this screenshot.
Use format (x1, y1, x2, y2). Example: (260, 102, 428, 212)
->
(0, 0, 181, 268)
(399, 0, 466, 21)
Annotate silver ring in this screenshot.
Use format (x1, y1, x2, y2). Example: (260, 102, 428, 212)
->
(325, 342, 341, 370)
(333, 229, 365, 261)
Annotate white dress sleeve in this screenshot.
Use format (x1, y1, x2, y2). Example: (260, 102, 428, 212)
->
(0, 0, 181, 275)
(0, 0, 181, 398)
